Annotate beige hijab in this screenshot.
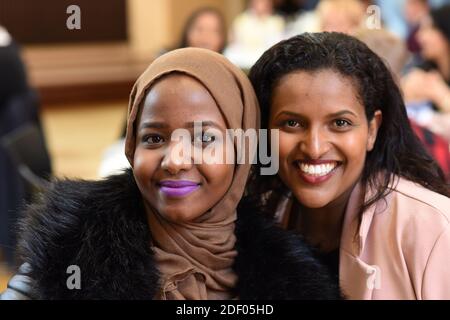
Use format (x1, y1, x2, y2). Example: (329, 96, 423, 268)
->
(124, 48, 260, 300)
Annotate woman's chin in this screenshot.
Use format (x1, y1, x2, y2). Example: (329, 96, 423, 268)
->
(158, 206, 201, 223)
(292, 190, 334, 210)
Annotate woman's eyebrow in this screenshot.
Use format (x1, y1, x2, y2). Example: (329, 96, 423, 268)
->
(274, 111, 303, 119)
(274, 110, 357, 119)
(139, 121, 168, 130)
(327, 110, 358, 118)
(185, 121, 223, 128)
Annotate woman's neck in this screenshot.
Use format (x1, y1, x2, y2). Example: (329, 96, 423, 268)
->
(293, 185, 355, 253)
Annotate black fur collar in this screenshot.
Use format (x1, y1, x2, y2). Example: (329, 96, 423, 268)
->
(17, 169, 340, 300)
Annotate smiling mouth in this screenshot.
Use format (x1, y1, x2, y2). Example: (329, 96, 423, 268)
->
(296, 161, 340, 177)
(294, 160, 342, 184)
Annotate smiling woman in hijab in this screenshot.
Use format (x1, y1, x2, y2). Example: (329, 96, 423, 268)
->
(1, 48, 341, 300)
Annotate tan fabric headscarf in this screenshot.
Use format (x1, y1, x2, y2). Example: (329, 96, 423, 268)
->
(124, 48, 260, 300)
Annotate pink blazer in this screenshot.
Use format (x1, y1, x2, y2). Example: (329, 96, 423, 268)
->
(340, 177, 450, 299)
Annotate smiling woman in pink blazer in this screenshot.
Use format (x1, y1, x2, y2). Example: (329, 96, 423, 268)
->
(246, 32, 450, 299)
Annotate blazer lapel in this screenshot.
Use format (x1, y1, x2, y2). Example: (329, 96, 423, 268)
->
(339, 180, 379, 300)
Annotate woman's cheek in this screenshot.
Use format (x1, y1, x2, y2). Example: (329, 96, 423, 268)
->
(277, 132, 297, 164)
(200, 162, 234, 186)
(342, 131, 369, 163)
(133, 148, 161, 183)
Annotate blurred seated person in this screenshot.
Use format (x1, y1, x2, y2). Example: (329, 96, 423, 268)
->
(319, 0, 366, 34)
(402, 5, 450, 137)
(355, 28, 450, 179)
(158, 7, 227, 56)
(0, 26, 27, 109)
(285, 0, 366, 37)
(273, 0, 319, 20)
(404, 0, 430, 59)
(224, 0, 285, 69)
(99, 8, 228, 178)
(0, 25, 47, 266)
(177, 7, 227, 53)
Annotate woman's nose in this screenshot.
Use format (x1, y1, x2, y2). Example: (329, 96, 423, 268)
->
(161, 140, 193, 175)
(298, 128, 331, 159)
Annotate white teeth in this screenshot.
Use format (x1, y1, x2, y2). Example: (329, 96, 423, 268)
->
(298, 162, 337, 177)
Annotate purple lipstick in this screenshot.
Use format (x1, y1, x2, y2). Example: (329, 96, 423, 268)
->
(159, 180, 200, 198)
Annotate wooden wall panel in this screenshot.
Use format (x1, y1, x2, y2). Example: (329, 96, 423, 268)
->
(0, 0, 127, 44)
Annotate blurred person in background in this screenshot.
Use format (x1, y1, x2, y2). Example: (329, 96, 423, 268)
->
(0, 25, 49, 266)
(273, 0, 320, 20)
(402, 4, 450, 140)
(404, 0, 430, 59)
(355, 28, 450, 179)
(285, 0, 367, 37)
(224, 0, 285, 69)
(374, 0, 450, 41)
(416, 4, 450, 101)
(319, 0, 366, 34)
(0, 26, 27, 108)
(177, 7, 227, 53)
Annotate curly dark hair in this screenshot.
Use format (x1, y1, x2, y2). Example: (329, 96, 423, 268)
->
(242, 32, 449, 225)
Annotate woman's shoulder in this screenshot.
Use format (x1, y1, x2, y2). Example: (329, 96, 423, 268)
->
(375, 176, 450, 251)
(19, 169, 139, 232)
(358, 177, 450, 299)
(388, 177, 450, 296)
(391, 176, 450, 224)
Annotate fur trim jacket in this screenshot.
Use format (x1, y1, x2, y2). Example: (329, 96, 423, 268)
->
(2, 170, 341, 300)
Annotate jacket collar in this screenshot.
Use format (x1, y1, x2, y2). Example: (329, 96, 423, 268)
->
(339, 178, 393, 299)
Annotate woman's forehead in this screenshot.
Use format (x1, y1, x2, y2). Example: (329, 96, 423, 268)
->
(137, 75, 226, 127)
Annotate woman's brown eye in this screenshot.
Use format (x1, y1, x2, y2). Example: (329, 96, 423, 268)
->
(151, 137, 162, 143)
(203, 134, 215, 143)
(335, 119, 351, 127)
(195, 133, 216, 144)
(286, 120, 300, 128)
(144, 135, 164, 145)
